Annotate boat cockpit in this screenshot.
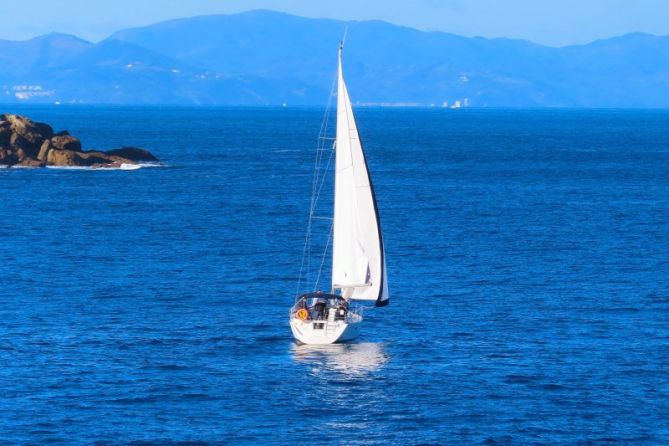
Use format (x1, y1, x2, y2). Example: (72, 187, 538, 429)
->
(293, 292, 349, 322)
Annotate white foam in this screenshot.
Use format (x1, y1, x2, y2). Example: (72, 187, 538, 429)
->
(119, 163, 142, 170)
(45, 165, 106, 170)
(137, 162, 165, 168)
(43, 162, 165, 171)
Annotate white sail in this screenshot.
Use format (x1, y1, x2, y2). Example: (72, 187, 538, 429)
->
(331, 46, 389, 307)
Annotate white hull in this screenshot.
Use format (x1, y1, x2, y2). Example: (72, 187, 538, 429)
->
(290, 314, 362, 345)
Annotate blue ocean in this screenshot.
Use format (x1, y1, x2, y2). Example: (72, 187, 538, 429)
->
(1, 106, 668, 445)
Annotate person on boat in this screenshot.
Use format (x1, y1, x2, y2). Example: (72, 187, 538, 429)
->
(332, 299, 345, 320)
(313, 298, 327, 320)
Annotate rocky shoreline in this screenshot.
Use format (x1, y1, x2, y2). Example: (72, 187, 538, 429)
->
(0, 114, 159, 168)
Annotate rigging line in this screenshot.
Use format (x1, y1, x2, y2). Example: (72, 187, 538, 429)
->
(307, 89, 334, 225)
(309, 141, 335, 288)
(311, 141, 335, 217)
(307, 130, 334, 288)
(309, 131, 330, 214)
(314, 220, 334, 292)
(307, 91, 334, 247)
(308, 74, 336, 217)
(295, 68, 338, 299)
(296, 142, 325, 296)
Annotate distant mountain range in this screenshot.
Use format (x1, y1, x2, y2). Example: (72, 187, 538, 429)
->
(1, 10, 669, 107)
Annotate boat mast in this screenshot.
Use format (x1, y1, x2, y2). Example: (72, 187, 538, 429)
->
(331, 41, 343, 295)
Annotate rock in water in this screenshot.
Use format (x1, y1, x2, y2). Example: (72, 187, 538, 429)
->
(1, 114, 53, 160)
(50, 134, 82, 152)
(105, 147, 159, 162)
(0, 114, 159, 168)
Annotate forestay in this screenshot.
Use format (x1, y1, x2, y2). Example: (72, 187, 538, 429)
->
(331, 45, 389, 307)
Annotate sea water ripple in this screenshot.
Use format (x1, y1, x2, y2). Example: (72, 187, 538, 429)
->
(1, 106, 668, 444)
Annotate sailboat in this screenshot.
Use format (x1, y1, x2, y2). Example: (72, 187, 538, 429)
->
(289, 42, 389, 345)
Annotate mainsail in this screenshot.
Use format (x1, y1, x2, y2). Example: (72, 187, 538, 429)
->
(331, 45, 389, 307)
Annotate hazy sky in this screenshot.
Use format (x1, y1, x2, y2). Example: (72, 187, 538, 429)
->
(2, 0, 669, 46)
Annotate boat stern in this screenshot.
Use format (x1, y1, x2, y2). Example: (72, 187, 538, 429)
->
(290, 315, 362, 345)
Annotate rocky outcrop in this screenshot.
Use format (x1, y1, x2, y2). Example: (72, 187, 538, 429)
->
(0, 114, 159, 168)
(105, 147, 158, 162)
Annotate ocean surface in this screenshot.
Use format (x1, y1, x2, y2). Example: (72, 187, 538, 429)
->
(1, 106, 668, 445)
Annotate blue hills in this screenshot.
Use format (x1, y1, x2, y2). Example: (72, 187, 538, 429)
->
(1, 10, 669, 107)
